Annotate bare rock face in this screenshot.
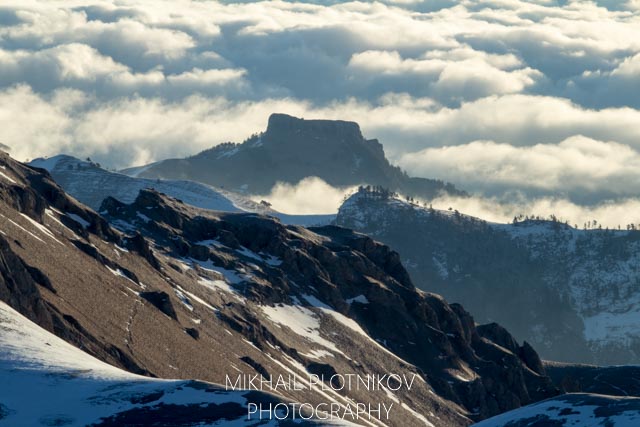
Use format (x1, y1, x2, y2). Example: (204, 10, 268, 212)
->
(122, 113, 465, 199)
(101, 188, 560, 422)
(140, 291, 178, 320)
(266, 113, 365, 144)
(1, 152, 561, 425)
(0, 235, 52, 329)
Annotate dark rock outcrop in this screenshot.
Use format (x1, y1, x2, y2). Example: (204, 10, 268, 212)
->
(140, 291, 178, 320)
(0, 235, 53, 329)
(102, 188, 561, 421)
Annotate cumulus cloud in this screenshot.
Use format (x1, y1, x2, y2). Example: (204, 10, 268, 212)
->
(0, 0, 639, 217)
(611, 52, 640, 76)
(348, 48, 541, 100)
(252, 177, 357, 215)
(255, 177, 640, 229)
(398, 136, 640, 202)
(429, 194, 640, 230)
(0, 88, 307, 167)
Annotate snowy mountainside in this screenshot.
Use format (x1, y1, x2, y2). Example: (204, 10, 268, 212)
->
(29, 155, 334, 227)
(473, 393, 640, 427)
(7, 151, 640, 426)
(0, 301, 311, 427)
(29, 155, 241, 212)
(497, 220, 640, 364)
(336, 188, 640, 365)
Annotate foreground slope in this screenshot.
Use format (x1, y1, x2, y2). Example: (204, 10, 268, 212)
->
(122, 113, 465, 200)
(0, 152, 560, 425)
(0, 301, 316, 426)
(336, 188, 640, 365)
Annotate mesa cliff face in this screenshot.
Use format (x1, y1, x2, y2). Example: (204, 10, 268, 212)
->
(0, 151, 560, 425)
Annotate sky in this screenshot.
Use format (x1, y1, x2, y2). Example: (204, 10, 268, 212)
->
(1, 0, 640, 224)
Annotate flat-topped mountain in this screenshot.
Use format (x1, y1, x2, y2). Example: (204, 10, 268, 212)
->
(121, 113, 465, 199)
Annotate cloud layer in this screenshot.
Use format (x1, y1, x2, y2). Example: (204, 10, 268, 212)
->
(253, 177, 356, 215)
(1, 0, 640, 217)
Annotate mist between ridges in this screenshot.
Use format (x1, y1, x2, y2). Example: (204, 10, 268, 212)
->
(225, 372, 418, 392)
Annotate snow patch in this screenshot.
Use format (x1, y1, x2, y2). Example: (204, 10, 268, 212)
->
(0, 170, 17, 184)
(20, 213, 63, 245)
(260, 303, 345, 356)
(346, 295, 369, 305)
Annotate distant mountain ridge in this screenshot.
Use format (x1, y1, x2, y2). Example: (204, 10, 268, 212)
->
(121, 113, 466, 199)
(336, 187, 640, 366)
(29, 154, 335, 227)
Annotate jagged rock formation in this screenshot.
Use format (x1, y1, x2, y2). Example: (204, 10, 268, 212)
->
(0, 152, 560, 425)
(121, 113, 465, 200)
(100, 188, 560, 422)
(335, 187, 640, 365)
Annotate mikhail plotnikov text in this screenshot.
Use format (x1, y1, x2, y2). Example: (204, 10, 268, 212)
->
(225, 373, 418, 421)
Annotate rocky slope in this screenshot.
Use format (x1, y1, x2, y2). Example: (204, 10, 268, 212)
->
(29, 155, 334, 227)
(0, 151, 561, 425)
(121, 113, 465, 200)
(336, 188, 640, 365)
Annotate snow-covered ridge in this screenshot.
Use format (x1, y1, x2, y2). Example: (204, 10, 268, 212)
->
(29, 155, 334, 227)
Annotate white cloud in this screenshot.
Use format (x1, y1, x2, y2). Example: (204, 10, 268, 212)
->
(252, 177, 356, 214)
(0, 85, 73, 161)
(398, 136, 640, 197)
(429, 193, 640, 229)
(0, 0, 639, 211)
(611, 52, 640, 76)
(0, 8, 195, 61)
(166, 67, 248, 90)
(0, 43, 127, 85)
(348, 48, 540, 99)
